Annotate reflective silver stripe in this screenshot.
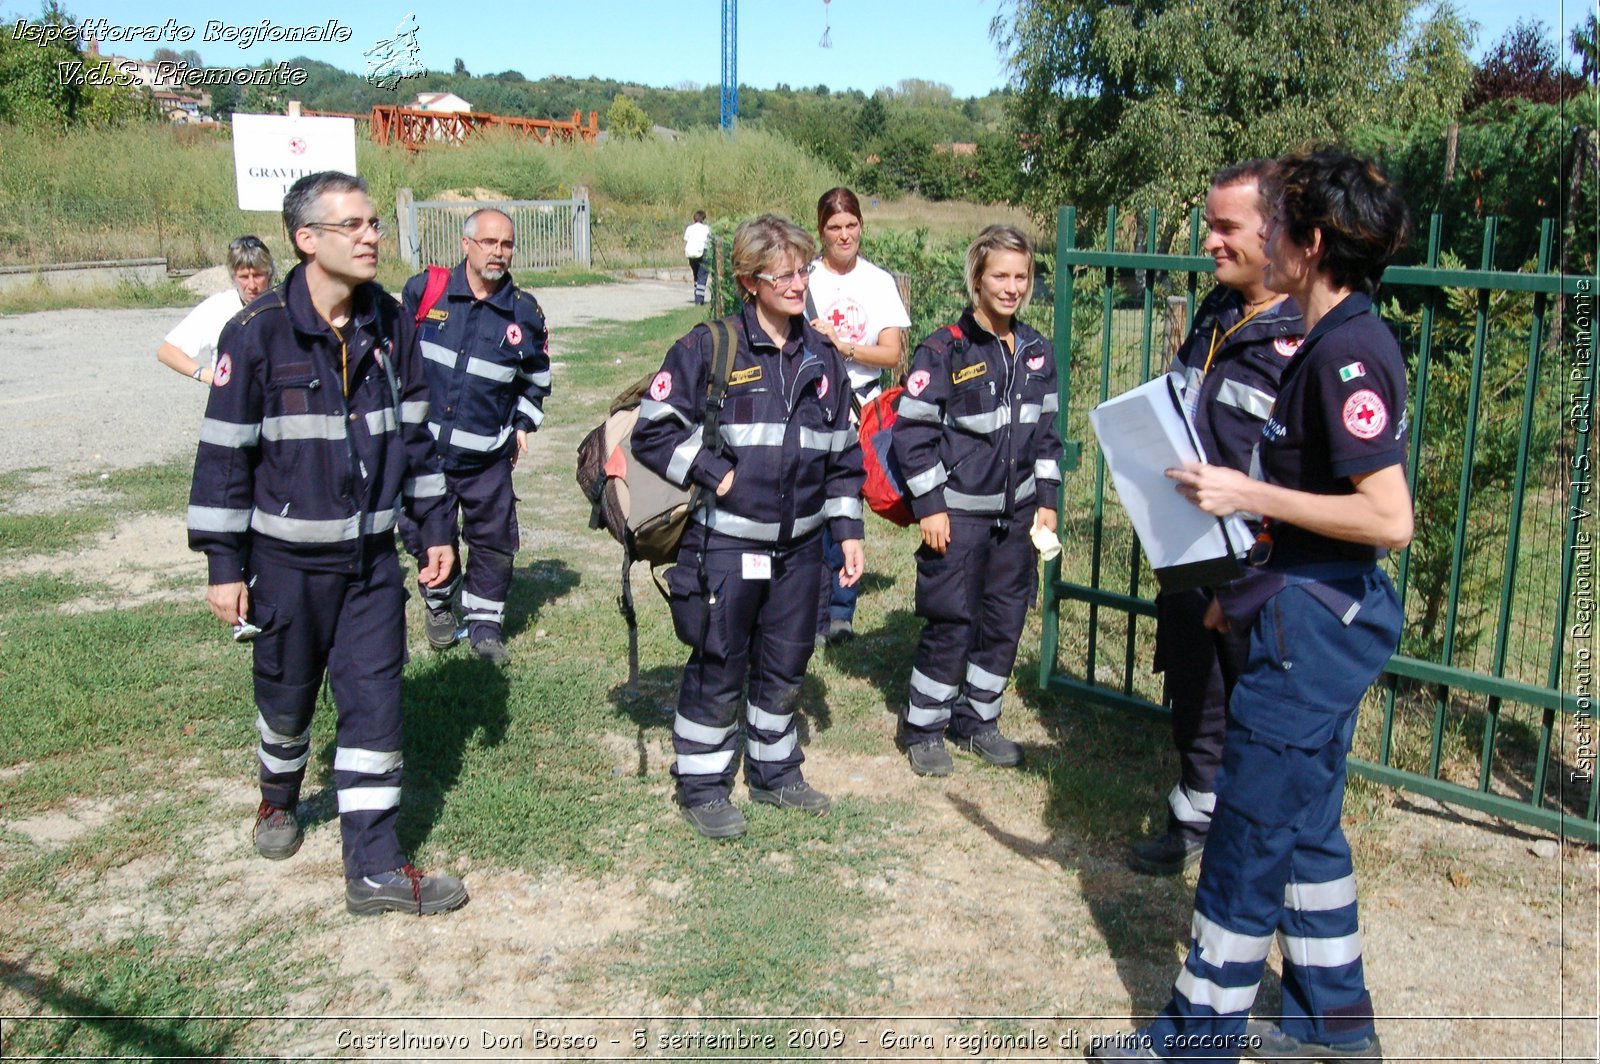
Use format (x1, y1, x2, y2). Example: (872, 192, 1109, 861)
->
(906, 703, 952, 727)
(676, 749, 737, 775)
(695, 508, 780, 540)
(1284, 875, 1358, 911)
(799, 426, 851, 452)
(1170, 783, 1215, 827)
(745, 732, 797, 761)
(1018, 402, 1043, 425)
(465, 357, 517, 382)
(333, 747, 403, 775)
(262, 414, 346, 441)
(516, 396, 544, 428)
(674, 715, 737, 746)
(1015, 474, 1037, 501)
(1215, 378, 1277, 420)
(400, 400, 429, 424)
(722, 422, 786, 448)
(258, 748, 309, 774)
(791, 509, 826, 537)
(1040, 392, 1059, 414)
(945, 488, 1005, 512)
(365, 407, 396, 435)
(905, 461, 947, 496)
(911, 667, 959, 702)
(337, 786, 402, 813)
(823, 496, 862, 520)
(406, 473, 447, 499)
(950, 406, 1008, 434)
(1174, 968, 1259, 1014)
(1194, 912, 1274, 966)
(256, 714, 309, 747)
(897, 396, 941, 423)
(461, 590, 504, 622)
(746, 702, 791, 733)
(638, 397, 683, 424)
(421, 339, 456, 369)
(966, 662, 1007, 692)
(449, 424, 514, 452)
(519, 368, 553, 388)
(188, 505, 253, 532)
(427, 421, 442, 439)
(666, 425, 704, 485)
(967, 693, 1001, 720)
(200, 419, 260, 448)
(1035, 458, 1061, 482)
(251, 508, 396, 543)
(1278, 930, 1363, 969)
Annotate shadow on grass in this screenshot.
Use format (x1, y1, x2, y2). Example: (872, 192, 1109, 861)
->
(504, 558, 580, 640)
(0, 956, 241, 1058)
(823, 605, 921, 719)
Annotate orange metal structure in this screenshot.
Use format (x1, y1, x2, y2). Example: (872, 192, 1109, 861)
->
(364, 105, 600, 149)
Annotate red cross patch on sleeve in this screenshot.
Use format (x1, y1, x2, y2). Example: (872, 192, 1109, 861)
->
(213, 353, 233, 387)
(648, 371, 672, 401)
(906, 369, 931, 397)
(1342, 389, 1387, 440)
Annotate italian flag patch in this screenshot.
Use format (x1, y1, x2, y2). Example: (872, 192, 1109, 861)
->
(1339, 362, 1366, 382)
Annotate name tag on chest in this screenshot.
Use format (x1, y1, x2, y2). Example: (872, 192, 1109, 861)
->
(742, 553, 772, 581)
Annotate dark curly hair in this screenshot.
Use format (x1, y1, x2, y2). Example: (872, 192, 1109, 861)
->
(1266, 148, 1411, 295)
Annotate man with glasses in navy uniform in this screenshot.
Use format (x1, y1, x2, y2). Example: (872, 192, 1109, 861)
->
(189, 170, 467, 916)
(400, 209, 551, 665)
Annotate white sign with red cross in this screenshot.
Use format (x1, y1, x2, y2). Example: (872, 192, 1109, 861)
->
(231, 114, 358, 212)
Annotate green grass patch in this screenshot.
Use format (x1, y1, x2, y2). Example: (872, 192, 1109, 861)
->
(0, 276, 196, 316)
(0, 458, 191, 557)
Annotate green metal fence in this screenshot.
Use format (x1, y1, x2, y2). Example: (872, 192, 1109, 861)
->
(1039, 205, 1599, 844)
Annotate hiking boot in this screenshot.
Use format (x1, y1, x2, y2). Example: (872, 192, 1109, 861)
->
(472, 637, 510, 665)
(346, 864, 468, 916)
(1085, 1029, 1162, 1059)
(952, 727, 1023, 767)
(748, 781, 832, 815)
(1243, 1022, 1383, 1063)
(902, 736, 954, 777)
(424, 605, 459, 649)
(825, 618, 854, 645)
(253, 800, 303, 860)
(1128, 829, 1206, 876)
(679, 797, 748, 840)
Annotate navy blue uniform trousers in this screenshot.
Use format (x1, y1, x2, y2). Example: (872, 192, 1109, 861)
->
(905, 509, 1036, 741)
(248, 548, 409, 880)
(667, 529, 822, 805)
(400, 457, 518, 642)
(1153, 589, 1250, 841)
(1144, 565, 1401, 1061)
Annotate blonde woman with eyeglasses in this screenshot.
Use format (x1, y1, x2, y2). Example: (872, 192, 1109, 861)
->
(632, 214, 866, 841)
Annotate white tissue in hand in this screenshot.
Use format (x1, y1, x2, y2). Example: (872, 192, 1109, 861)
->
(1031, 523, 1061, 561)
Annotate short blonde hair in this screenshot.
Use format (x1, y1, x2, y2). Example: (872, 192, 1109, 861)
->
(731, 214, 816, 302)
(964, 224, 1034, 312)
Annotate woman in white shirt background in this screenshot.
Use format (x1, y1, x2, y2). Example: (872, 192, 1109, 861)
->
(806, 186, 911, 645)
(156, 235, 275, 385)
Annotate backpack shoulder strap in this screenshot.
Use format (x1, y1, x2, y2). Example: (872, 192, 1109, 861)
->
(702, 318, 736, 457)
(413, 265, 450, 325)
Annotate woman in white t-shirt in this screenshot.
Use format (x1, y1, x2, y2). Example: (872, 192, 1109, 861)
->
(807, 186, 911, 645)
(156, 235, 275, 385)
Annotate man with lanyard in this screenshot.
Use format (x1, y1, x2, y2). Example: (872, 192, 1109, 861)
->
(1128, 160, 1305, 876)
(189, 171, 466, 915)
(400, 208, 551, 665)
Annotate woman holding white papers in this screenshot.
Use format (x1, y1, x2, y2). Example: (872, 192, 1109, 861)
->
(1089, 148, 1411, 1062)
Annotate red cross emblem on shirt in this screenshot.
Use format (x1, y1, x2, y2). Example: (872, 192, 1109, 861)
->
(829, 308, 849, 330)
(1342, 388, 1387, 440)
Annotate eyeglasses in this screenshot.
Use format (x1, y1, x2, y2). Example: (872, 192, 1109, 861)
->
(755, 264, 813, 288)
(306, 217, 385, 238)
(468, 236, 516, 254)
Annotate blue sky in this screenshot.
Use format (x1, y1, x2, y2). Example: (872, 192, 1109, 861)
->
(2, 0, 1593, 100)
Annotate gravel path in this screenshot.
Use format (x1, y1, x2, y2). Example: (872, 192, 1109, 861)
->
(0, 278, 690, 481)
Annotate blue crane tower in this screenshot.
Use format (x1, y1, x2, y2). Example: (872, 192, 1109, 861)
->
(720, 0, 737, 133)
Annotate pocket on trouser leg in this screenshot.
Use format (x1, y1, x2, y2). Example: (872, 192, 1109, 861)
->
(665, 564, 729, 658)
(249, 601, 286, 681)
(914, 551, 967, 625)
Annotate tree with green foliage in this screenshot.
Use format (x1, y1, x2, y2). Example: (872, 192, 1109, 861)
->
(999, 0, 1473, 231)
(607, 94, 652, 139)
(0, 3, 151, 130)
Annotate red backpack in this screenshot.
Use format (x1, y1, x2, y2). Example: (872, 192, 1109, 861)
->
(857, 324, 964, 527)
